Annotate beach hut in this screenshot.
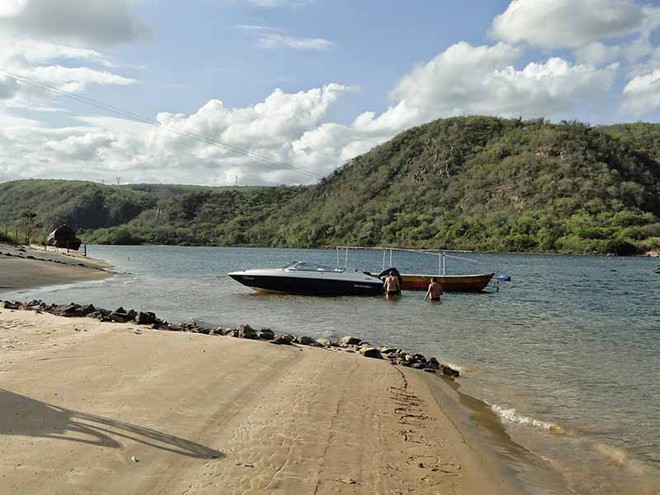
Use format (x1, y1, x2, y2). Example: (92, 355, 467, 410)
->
(46, 224, 82, 251)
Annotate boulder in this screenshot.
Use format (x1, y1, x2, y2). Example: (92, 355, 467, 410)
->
(52, 303, 83, 317)
(338, 336, 361, 346)
(427, 357, 440, 370)
(441, 365, 460, 377)
(272, 333, 295, 345)
(379, 347, 399, 355)
(238, 324, 258, 339)
(258, 328, 275, 340)
(294, 335, 320, 347)
(79, 304, 96, 316)
(359, 347, 383, 359)
(317, 337, 333, 347)
(109, 311, 131, 323)
(135, 311, 157, 325)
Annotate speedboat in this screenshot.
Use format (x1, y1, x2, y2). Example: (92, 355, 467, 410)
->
(228, 261, 384, 296)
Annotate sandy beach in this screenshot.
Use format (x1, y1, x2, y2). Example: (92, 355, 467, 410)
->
(0, 308, 520, 495)
(0, 245, 523, 494)
(0, 243, 109, 292)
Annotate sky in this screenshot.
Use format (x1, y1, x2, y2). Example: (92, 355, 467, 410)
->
(0, 0, 659, 186)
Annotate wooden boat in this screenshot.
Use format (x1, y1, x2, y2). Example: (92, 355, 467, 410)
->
(337, 246, 496, 293)
(399, 272, 494, 292)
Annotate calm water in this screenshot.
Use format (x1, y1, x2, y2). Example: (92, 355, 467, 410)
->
(5, 246, 659, 494)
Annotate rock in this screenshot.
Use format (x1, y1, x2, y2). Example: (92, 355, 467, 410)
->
(411, 362, 426, 369)
(258, 328, 275, 340)
(359, 347, 383, 359)
(317, 337, 333, 347)
(338, 336, 361, 346)
(109, 311, 130, 323)
(441, 365, 460, 377)
(413, 353, 427, 363)
(79, 304, 96, 316)
(135, 311, 157, 325)
(238, 324, 258, 339)
(379, 347, 399, 355)
(427, 357, 440, 370)
(294, 335, 320, 347)
(52, 303, 82, 317)
(272, 333, 295, 345)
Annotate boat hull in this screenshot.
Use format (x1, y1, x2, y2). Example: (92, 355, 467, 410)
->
(400, 273, 494, 292)
(228, 273, 384, 296)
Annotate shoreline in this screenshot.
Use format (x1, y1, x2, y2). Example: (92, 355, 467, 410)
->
(0, 304, 526, 494)
(0, 242, 110, 293)
(5, 247, 655, 493)
(0, 248, 536, 493)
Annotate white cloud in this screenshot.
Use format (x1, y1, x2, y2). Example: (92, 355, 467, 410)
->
(576, 39, 653, 65)
(0, 84, 355, 185)
(258, 33, 333, 51)
(0, 0, 28, 17)
(0, 76, 20, 100)
(491, 0, 650, 49)
(45, 131, 116, 161)
(0, 41, 136, 108)
(0, 41, 116, 67)
(0, 0, 150, 46)
(621, 69, 660, 115)
(23, 66, 135, 92)
(0, 38, 625, 186)
(353, 42, 616, 135)
(239, 25, 333, 51)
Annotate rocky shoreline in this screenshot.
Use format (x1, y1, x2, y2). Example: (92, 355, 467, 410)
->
(1, 299, 460, 377)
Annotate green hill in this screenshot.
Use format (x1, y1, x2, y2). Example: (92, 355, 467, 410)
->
(1, 116, 659, 255)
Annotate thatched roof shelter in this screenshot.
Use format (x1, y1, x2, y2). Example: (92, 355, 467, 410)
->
(47, 224, 82, 250)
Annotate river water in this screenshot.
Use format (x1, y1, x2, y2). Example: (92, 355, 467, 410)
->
(5, 246, 659, 494)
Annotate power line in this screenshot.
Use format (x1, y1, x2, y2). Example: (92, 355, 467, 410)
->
(1, 70, 323, 181)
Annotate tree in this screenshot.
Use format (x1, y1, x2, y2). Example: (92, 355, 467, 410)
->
(21, 211, 41, 245)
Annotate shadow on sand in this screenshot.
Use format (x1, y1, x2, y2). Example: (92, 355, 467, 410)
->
(0, 388, 222, 459)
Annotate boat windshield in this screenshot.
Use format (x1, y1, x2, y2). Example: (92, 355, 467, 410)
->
(283, 261, 345, 273)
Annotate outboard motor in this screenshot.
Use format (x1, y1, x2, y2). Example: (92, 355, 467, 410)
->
(495, 274, 511, 292)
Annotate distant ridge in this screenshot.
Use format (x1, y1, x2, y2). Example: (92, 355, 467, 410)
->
(1, 116, 658, 255)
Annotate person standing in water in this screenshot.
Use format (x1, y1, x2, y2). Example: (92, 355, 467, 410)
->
(425, 277, 443, 301)
(383, 271, 401, 299)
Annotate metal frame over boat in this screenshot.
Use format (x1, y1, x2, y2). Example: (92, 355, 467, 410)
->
(228, 261, 384, 296)
(337, 246, 494, 292)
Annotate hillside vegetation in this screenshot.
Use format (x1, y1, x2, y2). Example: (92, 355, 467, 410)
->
(1, 116, 659, 255)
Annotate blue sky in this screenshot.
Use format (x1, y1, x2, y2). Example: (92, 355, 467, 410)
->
(0, 0, 659, 186)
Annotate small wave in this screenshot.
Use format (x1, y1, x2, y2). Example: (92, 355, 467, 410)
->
(442, 361, 465, 372)
(490, 404, 565, 434)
